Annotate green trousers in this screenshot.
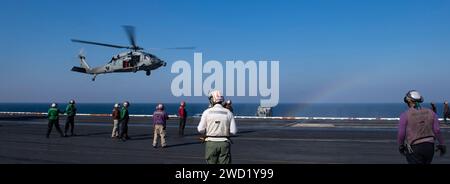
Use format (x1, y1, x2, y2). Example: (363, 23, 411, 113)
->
(205, 141, 231, 164)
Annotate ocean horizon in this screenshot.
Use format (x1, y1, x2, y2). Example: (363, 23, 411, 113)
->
(0, 102, 447, 118)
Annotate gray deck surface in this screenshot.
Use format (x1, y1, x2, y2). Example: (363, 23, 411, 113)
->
(1, 115, 449, 164)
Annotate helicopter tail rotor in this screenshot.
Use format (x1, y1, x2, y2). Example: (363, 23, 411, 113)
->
(76, 49, 90, 69)
(78, 48, 85, 58)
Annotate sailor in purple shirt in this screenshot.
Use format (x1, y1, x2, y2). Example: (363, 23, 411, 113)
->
(397, 90, 446, 164)
(152, 104, 169, 148)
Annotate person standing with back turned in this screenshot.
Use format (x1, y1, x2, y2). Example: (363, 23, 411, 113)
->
(119, 101, 130, 141)
(197, 90, 237, 164)
(398, 90, 446, 164)
(430, 102, 437, 113)
(47, 103, 65, 138)
(153, 104, 169, 148)
(64, 99, 77, 137)
(444, 101, 449, 123)
(111, 103, 121, 138)
(178, 101, 187, 136)
(224, 100, 234, 113)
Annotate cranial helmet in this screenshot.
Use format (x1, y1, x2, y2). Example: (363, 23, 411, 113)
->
(69, 99, 75, 104)
(114, 103, 120, 108)
(156, 104, 164, 110)
(51, 103, 57, 108)
(225, 100, 232, 105)
(123, 101, 130, 107)
(208, 90, 224, 104)
(404, 90, 424, 104)
(180, 101, 186, 107)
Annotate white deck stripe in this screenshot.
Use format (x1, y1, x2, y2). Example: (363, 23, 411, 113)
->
(0, 111, 446, 121)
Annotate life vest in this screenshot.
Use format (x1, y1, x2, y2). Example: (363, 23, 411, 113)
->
(153, 110, 167, 125)
(48, 108, 60, 120)
(205, 105, 232, 138)
(405, 108, 435, 145)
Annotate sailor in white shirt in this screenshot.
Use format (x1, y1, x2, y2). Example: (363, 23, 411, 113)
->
(197, 90, 237, 164)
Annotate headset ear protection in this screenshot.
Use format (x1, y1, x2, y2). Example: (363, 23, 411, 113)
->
(208, 95, 214, 107)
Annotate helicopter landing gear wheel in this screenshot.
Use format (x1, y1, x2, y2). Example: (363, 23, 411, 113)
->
(146, 70, 151, 76)
(92, 74, 97, 81)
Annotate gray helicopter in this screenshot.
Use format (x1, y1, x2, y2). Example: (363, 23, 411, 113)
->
(71, 26, 194, 81)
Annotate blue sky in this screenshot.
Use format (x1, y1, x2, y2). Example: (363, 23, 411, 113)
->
(0, 0, 449, 104)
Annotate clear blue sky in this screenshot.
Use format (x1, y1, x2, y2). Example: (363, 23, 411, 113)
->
(1, 0, 449, 104)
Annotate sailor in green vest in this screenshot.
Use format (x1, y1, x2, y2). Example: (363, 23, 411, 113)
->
(46, 103, 65, 138)
(119, 101, 131, 141)
(64, 99, 77, 137)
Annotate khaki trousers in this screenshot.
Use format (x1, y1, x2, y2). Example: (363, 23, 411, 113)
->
(153, 124, 166, 147)
(112, 120, 120, 137)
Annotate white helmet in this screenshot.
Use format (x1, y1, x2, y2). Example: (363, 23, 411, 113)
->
(114, 103, 120, 108)
(208, 90, 224, 104)
(51, 103, 57, 108)
(404, 90, 424, 103)
(123, 101, 130, 107)
(69, 99, 75, 104)
(156, 104, 164, 110)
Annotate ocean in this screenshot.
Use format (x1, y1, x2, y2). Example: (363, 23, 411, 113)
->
(0, 103, 447, 118)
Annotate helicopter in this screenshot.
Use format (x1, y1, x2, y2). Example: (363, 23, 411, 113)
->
(71, 26, 195, 81)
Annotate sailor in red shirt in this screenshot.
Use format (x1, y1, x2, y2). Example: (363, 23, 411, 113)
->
(178, 101, 187, 136)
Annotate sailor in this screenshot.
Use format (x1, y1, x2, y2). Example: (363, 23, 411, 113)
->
(224, 100, 234, 113)
(119, 101, 130, 141)
(444, 101, 449, 123)
(64, 99, 77, 137)
(111, 103, 121, 138)
(197, 90, 237, 164)
(153, 104, 169, 148)
(178, 101, 187, 136)
(430, 102, 437, 113)
(398, 90, 446, 164)
(46, 103, 65, 138)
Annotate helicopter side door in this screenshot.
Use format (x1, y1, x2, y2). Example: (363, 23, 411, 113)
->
(130, 55, 140, 67)
(121, 54, 140, 68)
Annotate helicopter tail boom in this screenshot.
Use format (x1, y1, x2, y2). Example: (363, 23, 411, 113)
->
(71, 66, 87, 73)
(71, 50, 92, 74)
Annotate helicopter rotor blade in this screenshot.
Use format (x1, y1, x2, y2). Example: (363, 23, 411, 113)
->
(71, 39, 130, 49)
(123, 25, 137, 49)
(147, 47, 196, 50)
